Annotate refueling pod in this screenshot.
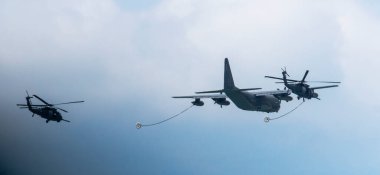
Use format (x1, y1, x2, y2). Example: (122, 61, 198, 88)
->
(212, 98, 230, 108)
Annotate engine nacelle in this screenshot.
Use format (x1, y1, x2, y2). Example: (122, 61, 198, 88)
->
(192, 99, 204, 106)
(277, 96, 293, 102)
(275, 89, 293, 102)
(212, 98, 230, 106)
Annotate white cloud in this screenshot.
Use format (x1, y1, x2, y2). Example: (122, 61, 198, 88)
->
(0, 0, 378, 110)
(337, 2, 380, 107)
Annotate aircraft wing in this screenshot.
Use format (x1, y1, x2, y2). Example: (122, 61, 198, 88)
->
(195, 87, 261, 94)
(252, 89, 291, 96)
(172, 94, 227, 99)
(310, 85, 339, 90)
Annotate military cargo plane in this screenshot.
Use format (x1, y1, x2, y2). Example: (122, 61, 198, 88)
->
(173, 58, 292, 113)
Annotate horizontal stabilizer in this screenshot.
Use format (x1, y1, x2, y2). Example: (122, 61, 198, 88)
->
(195, 88, 261, 94)
(238, 88, 262, 91)
(195, 89, 224, 94)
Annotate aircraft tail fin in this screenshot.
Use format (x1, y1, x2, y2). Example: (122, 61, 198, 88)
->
(194, 58, 261, 94)
(224, 58, 235, 90)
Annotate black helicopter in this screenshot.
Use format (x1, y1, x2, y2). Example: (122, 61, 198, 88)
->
(265, 68, 340, 101)
(17, 91, 84, 123)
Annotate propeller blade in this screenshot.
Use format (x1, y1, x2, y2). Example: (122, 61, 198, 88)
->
(33, 95, 52, 106)
(52, 101, 84, 105)
(57, 108, 68, 113)
(301, 70, 309, 84)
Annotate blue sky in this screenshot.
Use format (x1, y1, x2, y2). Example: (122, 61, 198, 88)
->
(1, 0, 380, 175)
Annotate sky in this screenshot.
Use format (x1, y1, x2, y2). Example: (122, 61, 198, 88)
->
(1, 0, 380, 174)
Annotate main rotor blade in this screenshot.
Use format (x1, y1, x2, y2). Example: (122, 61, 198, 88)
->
(33, 95, 52, 106)
(265, 76, 299, 82)
(275, 82, 298, 84)
(310, 85, 339, 90)
(56, 107, 68, 113)
(300, 70, 309, 84)
(19, 107, 38, 109)
(17, 104, 47, 106)
(264, 76, 283, 80)
(276, 81, 340, 84)
(265, 76, 298, 82)
(52, 101, 84, 105)
(303, 81, 341, 83)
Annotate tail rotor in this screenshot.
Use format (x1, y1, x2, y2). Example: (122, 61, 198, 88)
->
(281, 67, 290, 77)
(25, 90, 33, 99)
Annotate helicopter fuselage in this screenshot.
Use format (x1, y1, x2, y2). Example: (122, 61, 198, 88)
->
(29, 107, 63, 122)
(282, 72, 318, 100)
(285, 83, 318, 100)
(25, 96, 65, 123)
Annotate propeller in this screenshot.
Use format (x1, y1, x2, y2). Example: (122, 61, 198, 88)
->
(214, 101, 223, 108)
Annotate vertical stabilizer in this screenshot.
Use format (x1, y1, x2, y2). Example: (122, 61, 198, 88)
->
(224, 58, 235, 90)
